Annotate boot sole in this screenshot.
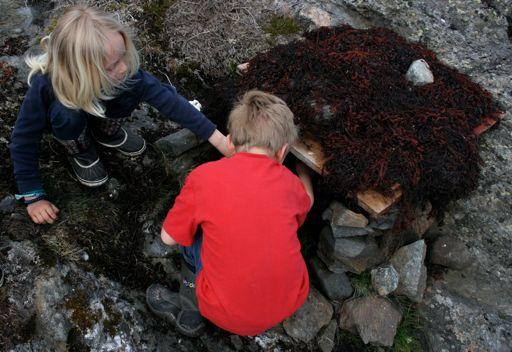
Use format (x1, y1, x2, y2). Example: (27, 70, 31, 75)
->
(116, 139, 146, 156)
(93, 129, 146, 157)
(75, 173, 109, 187)
(145, 286, 180, 325)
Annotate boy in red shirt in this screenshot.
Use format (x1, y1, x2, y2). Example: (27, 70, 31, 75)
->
(146, 90, 314, 336)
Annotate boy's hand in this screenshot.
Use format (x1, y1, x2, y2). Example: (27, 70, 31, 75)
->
(295, 161, 313, 178)
(295, 161, 315, 209)
(27, 200, 59, 224)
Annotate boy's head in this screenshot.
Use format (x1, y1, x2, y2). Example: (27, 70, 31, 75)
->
(228, 90, 298, 156)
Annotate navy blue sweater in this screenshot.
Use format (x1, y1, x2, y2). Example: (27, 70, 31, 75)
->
(10, 69, 216, 196)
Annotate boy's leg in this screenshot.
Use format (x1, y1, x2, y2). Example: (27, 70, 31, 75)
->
(147, 229, 205, 337)
(52, 113, 108, 187)
(180, 228, 203, 275)
(176, 229, 205, 336)
(89, 116, 146, 156)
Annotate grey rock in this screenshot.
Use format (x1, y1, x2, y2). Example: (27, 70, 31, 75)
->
(406, 59, 434, 86)
(331, 225, 372, 238)
(318, 226, 384, 273)
(371, 264, 399, 297)
(0, 194, 16, 214)
(317, 319, 337, 352)
(430, 235, 474, 270)
(155, 128, 201, 157)
(310, 256, 353, 300)
(325, 201, 369, 228)
(317, 245, 352, 274)
(390, 240, 427, 302)
(283, 288, 333, 343)
(321, 105, 335, 120)
(339, 296, 402, 347)
(369, 208, 398, 230)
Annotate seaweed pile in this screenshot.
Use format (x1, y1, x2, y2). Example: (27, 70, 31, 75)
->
(233, 25, 502, 210)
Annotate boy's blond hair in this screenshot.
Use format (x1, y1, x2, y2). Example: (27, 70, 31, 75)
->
(228, 90, 298, 153)
(26, 5, 140, 117)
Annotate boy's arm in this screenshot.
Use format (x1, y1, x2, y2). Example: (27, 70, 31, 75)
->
(296, 161, 314, 210)
(161, 227, 178, 246)
(161, 172, 199, 247)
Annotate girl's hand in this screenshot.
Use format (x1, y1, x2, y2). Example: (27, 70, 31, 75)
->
(27, 200, 59, 224)
(208, 129, 234, 157)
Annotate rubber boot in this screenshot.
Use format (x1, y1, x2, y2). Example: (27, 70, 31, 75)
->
(175, 258, 205, 337)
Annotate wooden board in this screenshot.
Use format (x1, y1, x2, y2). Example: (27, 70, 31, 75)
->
(357, 185, 403, 217)
(473, 112, 504, 136)
(290, 137, 327, 174)
(289, 136, 401, 216)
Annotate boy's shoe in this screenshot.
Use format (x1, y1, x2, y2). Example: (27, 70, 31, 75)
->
(146, 284, 181, 324)
(146, 283, 205, 337)
(175, 309, 205, 337)
(69, 144, 108, 187)
(178, 259, 206, 336)
(92, 127, 146, 156)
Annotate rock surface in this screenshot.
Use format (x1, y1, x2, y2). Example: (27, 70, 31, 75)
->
(430, 235, 474, 270)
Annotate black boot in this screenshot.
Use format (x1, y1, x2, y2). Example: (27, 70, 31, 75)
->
(175, 259, 205, 337)
(68, 144, 109, 187)
(146, 284, 181, 324)
(56, 132, 108, 187)
(91, 118, 146, 156)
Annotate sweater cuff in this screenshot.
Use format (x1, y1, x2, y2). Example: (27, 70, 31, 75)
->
(15, 189, 47, 204)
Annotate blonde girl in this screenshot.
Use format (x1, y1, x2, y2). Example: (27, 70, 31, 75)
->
(10, 5, 230, 224)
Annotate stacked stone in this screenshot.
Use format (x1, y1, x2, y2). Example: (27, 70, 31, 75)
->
(307, 200, 435, 348)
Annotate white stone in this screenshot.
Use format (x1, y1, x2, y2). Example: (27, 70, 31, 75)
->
(406, 59, 434, 86)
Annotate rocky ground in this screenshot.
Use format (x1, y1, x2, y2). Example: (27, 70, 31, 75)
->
(0, 0, 511, 351)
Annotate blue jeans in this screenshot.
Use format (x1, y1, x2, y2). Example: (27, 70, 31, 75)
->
(180, 228, 203, 274)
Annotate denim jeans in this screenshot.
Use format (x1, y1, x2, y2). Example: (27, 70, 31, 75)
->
(180, 228, 203, 274)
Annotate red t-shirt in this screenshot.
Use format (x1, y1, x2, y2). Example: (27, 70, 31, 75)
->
(162, 152, 311, 335)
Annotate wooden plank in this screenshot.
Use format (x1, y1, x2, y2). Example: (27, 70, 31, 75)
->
(473, 112, 504, 136)
(289, 136, 327, 174)
(357, 185, 403, 217)
(289, 135, 401, 216)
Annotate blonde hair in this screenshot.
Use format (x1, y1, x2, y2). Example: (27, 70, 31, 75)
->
(228, 90, 298, 153)
(26, 5, 139, 117)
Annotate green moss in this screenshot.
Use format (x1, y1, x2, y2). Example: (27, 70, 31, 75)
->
(264, 15, 301, 37)
(45, 18, 58, 34)
(65, 291, 101, 333)
(350, 271, 372, 297)
(104, 1, 129, 12)
(392, 301, 424, 352)
(142, 0, 175, 46)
